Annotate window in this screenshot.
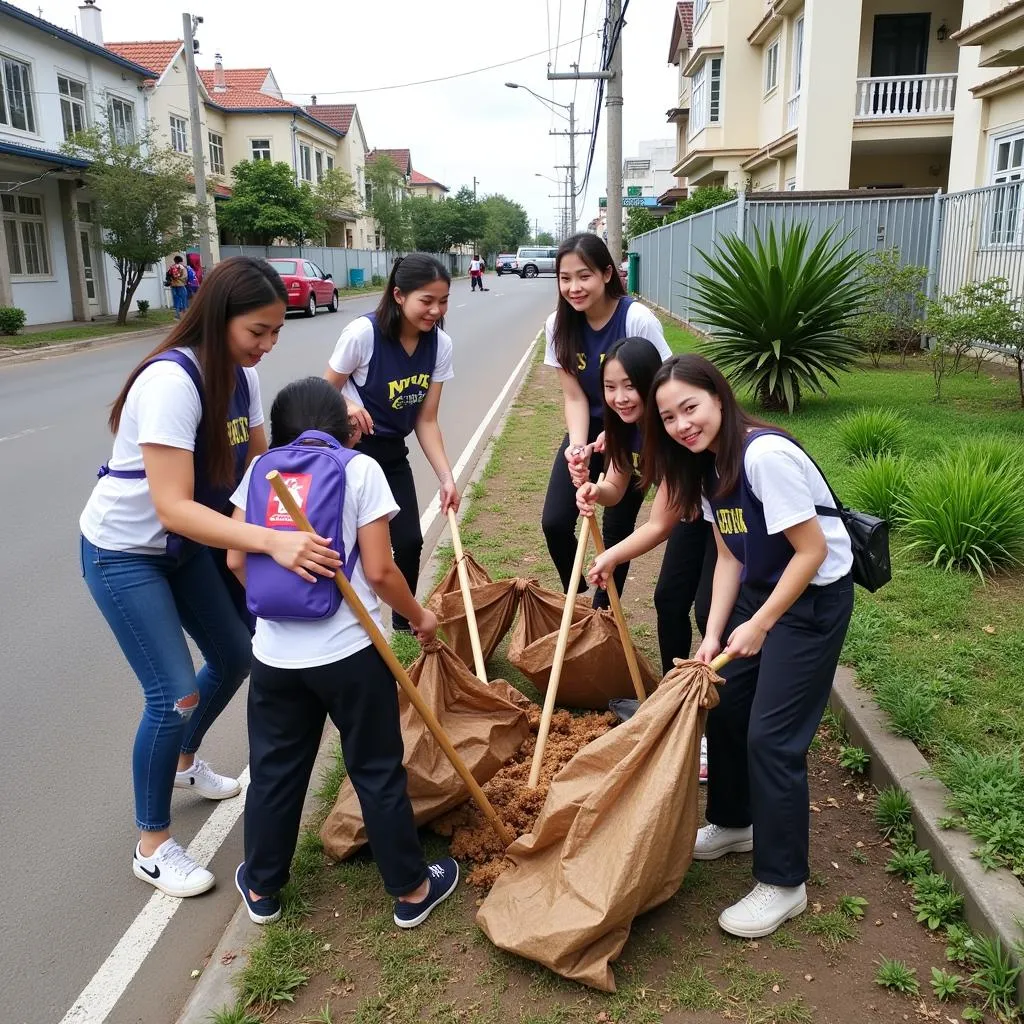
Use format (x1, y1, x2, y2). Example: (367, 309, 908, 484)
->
(58, 76, 87, 139)
(689, 56, 722, 137)
(792, 16, 804, 94)
(315, 150, 324, 183)
(208, 132, 225, 175)
(108, 96, 136, 145)
(2, 193, 51, 276)
(693, 0, 709, 24)
(169, 115, 188, 153)
(181, 214, 194, 238)
(365, 180, 373, 205)
(764, 39, 779, 95)
(1, 54, 36, 133)
(251, 138, 271, 161)
(326, 154, 334, 173)
(299, 144, 313, 182)
(989, 132, 1024, 245)
(786, 177, 797, 191)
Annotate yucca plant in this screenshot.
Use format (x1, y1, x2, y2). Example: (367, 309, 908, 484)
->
(690, 222, 871, 412)
(835, 407, 910, 461)
(846, 453, 914, 524)
(898, 443, 1024, 578)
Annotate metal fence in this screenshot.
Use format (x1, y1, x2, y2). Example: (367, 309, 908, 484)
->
(219, 245, 474, 283)
(631, 183, 1024, 330)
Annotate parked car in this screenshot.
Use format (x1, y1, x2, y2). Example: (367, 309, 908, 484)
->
(515, 246, 558, 278)
(266, 258, 339, 317)
(495, 253, 519, 276)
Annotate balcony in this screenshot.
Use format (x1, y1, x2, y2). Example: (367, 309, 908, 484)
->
(854, 73, 957, 119)
(786, 93, 800, 131)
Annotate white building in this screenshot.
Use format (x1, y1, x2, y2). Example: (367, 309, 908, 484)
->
(0, 0, 167, 325)
(623, 139, 679, 198)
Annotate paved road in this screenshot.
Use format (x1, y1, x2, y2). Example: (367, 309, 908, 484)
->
(0, 276, 554, 1024)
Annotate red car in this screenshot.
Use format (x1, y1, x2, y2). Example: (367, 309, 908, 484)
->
(266, 258, 339, 317)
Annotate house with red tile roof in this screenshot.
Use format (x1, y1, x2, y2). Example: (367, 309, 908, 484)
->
(409, 169, 450, 201)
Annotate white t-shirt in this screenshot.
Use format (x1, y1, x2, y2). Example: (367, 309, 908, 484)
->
(542, 301, 672, 370)
(80, 348, 264, 553)
(470, 259, 483, 273)
(702, 434, 853, 586)
(327, 315, 455, 410)
(230, 452, 400, 669)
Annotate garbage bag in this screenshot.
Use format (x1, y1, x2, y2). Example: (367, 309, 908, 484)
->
(506, 579, 591, 670)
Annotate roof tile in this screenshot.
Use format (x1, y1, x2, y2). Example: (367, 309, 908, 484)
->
(105, 40, 182, 78)
(305, 104, 355, 135)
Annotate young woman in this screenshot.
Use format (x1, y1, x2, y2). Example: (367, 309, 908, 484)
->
(80, 257, 340, 898)
(469, 254, 485, 292)
(542, 233, 671, 606)
(168, 255, 189, 319)
(589, 354, 854, 939)
(226, 377, 458, 929)
(325, 254, 459, 630)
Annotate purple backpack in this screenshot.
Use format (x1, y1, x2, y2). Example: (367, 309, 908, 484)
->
(245, 430, 360, 621)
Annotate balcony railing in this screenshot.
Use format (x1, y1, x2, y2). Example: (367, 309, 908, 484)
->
(786, 92, 800, 130)
(855, 73, 957, 118)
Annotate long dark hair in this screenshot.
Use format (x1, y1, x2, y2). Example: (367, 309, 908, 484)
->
(552, 232, 626, 374)
(601, 337, 664, 476)
(109, 256, 286, 487)
(374, 253, 451, 341)
(641, 354, 786, 517)
(270, 376, 354, 448)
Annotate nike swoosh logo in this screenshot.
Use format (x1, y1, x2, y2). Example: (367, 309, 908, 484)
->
(137, 862, 160, 879)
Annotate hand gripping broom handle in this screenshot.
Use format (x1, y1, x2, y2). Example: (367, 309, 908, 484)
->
(446, 507, 488, 684)
(267, 471, 514, 849)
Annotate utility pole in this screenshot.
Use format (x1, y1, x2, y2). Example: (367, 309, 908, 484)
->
(554, 165, 574, 241)
(472, 176, 479, 200)
(549, 103, 579, 235)
(182, 13, 213, 273)
(605, 0, 624, 265)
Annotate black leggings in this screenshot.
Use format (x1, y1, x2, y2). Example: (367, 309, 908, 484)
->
(356, 434, 422, 630)
(653, 518, 715, 673)
(541, 421, 645, 607)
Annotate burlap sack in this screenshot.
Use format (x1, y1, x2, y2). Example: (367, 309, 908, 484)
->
(476, 658, 723, 992)
(425, 553, 492, 616)
(512, 607, 660, 710)
(320, 639, 531, 860)
(507, 580, 591, 669)
(437, 577, 531, 666)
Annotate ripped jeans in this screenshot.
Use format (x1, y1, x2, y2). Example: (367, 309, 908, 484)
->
(80, 537, 251, 830)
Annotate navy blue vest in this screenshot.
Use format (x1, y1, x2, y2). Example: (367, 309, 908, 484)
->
(353, 313, 439, 439)
(576, 297, 634, 419)
(626, 424, 642, 479)
(706, 429, 799, 588)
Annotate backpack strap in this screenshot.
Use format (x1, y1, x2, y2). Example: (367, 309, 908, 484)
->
(741, 428, 846, 518)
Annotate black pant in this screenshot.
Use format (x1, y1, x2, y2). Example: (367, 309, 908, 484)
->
(471, 275, 483, 291)
(705, 575, 854, 886)
(243, 644, 427, 898)
(653, 518, 714, 673)
(357, 434, 421, 630)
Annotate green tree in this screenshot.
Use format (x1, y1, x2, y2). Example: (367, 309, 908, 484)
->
(63, 119, 200, 324)
(408, 196, 471, 253)
(535, 230, 555, 246)
(366, 155, 410, 251)
(663, 185, 736, 225)
(624, 207, 660, 243)
(451, 186, 487, 246)
(218, 160, 319, 246)
(478, 194, 530, 258)
(311, 167, 359, 242)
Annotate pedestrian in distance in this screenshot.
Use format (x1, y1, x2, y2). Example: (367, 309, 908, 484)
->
(185, 261, 199, 303)
(588, 354, 855, 939)
(541, 232, 671, 607)
(226, 376, 459, 929)
(575, 336, 713, 781)
(324, 253, 460, 631)
(167, 255, 189, 319)
(80, 256, 341, 899)
(469, 254, 485, 292)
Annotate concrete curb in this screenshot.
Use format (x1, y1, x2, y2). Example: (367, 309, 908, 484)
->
(830, 667, 1024, 1005)
(0, 325, 173, 366)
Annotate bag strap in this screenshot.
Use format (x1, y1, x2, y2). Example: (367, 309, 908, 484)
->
(743, 428, 847, 519)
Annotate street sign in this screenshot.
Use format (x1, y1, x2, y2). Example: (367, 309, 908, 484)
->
(599, 195, 658, 208)
(627, 186, 642, 197)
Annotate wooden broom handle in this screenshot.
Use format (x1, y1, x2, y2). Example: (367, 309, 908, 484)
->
(446, 507, 487, 684)
(267, 471, 513, 849)
(709, 651, 732, 672)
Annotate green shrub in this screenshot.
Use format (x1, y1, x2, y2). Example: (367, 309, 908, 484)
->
(0, 306, 27, 336)
(910, 872, 964, 930)
(898, 444, 1024, 578)
(846, 453, 914, 524)
(875, 785, 913, 838)
(851, 248, 927, 367)
(136, 299, 150, 317)
(691, 222, 870, 411)
(835, 407, 910, 461)
(370, 274, 384, 287)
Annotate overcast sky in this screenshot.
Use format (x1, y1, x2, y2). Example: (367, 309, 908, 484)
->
(26, 0, 677, 237)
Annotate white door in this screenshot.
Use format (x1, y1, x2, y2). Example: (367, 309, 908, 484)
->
(79, 228, 99, 311)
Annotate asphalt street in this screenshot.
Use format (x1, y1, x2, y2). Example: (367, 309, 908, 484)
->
(0, 274, 554, 1024)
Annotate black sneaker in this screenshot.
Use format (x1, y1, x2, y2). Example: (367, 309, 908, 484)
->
(235, 863, 281, 925)
(393, 858, 459, 929)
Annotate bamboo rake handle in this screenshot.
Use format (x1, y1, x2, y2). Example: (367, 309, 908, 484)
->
(267, 471, 514, 849)
(709, 651, 732, 672)
(446, 507, 487, 684)
(585, 516, 647, 703)
(527, 512, 591, 789)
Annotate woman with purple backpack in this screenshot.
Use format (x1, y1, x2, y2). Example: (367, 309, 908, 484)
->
(80, 257, 341, 899)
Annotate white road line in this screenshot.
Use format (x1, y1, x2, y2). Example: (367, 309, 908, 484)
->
(59, 327, 541, 1024)
(58, 769, 250, 1024)
(0, 425, 51, 444)
(455, 303, 466, 308)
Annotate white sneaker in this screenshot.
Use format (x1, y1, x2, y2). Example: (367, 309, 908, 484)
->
(133, 838, 215, 898)
(718, 882, 807, 938)
(693, 823, 754, 860)
(174, 758, 241, 800)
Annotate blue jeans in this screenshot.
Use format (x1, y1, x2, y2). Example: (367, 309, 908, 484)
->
(171, 285, 188, 315)
(80, 537, 252, 831)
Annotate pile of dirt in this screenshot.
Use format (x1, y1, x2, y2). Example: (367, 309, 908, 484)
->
(431, 705, 616, 888)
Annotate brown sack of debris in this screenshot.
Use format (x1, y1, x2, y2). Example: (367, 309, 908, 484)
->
(320, 639, 531, 861)
(425, 552, 492, 617)
(437, 577, 532, 666)
(512, 607, 660, 710)
(506, 579, 591, 669)
(476, 658, 723, 992)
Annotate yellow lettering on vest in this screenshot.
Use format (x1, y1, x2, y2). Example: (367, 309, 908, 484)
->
(388, 373, 432, 401)
(631, 451, 641, 477)
(716, 507, 748, 536)
(226, 416, 249, 446)
(577, 352, 587, 372)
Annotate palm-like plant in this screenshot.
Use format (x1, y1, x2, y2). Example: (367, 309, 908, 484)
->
(690, 222, 871, 412)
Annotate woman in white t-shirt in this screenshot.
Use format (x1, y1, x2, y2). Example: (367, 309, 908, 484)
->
(80, 257, 341, 899)
(324, 254, 458, 630)
(588, 354, 854, 940)
(226, 377, 459, 930)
